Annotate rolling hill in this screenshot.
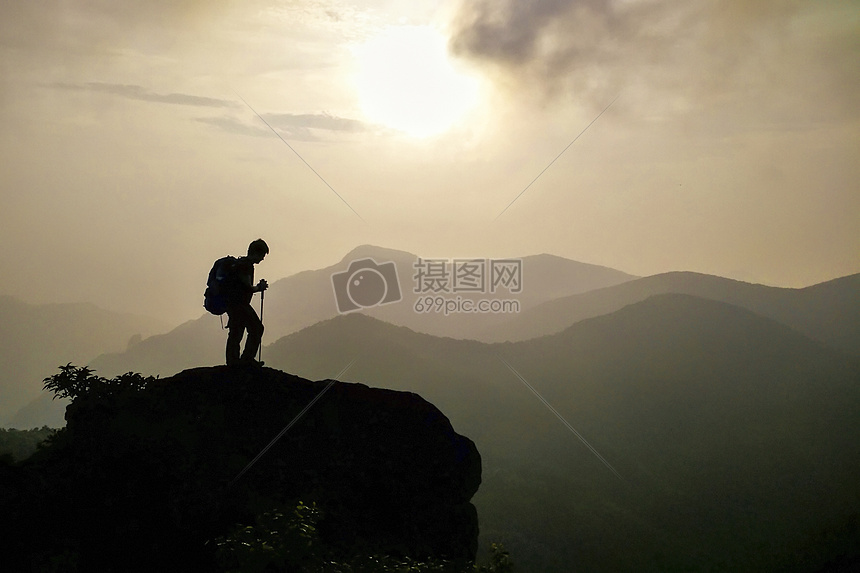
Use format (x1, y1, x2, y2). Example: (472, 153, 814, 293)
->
(483, 271, 860, 355)
(261, 296, 860, 572)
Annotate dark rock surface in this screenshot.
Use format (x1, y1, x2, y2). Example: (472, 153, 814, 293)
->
(0, 366, 481, 571)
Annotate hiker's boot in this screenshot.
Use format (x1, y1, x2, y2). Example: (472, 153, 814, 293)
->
(240, 357, 265, 368)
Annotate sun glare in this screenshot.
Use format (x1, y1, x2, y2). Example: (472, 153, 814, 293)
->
(352, 26, 481, 138)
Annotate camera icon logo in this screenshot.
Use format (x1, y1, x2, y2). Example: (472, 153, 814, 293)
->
(331, 258, 402, 313)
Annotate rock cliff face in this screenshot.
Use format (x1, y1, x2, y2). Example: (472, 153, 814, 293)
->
(1, 366, 481, 571)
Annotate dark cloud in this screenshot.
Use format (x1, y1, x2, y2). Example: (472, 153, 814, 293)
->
(53, 82, 237, 108)
(448, 0, 857, 122)
(451, 0, 624, 66)
(449, 0, 689, 75)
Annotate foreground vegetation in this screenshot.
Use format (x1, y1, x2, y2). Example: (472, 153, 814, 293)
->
(0, 365, 508, 572)
(0, 426, 55, 461)
(215, 501, 514, 573)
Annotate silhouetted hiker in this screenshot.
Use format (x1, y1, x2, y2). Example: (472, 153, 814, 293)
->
(205, 239, 269, 367)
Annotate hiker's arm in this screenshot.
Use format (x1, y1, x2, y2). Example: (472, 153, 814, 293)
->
(253, 279, 268, 293)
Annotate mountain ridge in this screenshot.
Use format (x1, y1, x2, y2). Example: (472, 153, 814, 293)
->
(485, 270, 860, 353)
(260, 243, 637, 342)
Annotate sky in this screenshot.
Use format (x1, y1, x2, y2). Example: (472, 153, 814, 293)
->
(1, 0, 858, 325)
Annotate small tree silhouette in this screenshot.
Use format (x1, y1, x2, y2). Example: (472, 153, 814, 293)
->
(43, 363, 154, 401)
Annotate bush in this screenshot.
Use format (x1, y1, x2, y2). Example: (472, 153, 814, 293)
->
(214, 502, 515, 573)
(43, 363, 154, 402)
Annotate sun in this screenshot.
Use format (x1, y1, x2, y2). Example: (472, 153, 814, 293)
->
(352, 26, 481, 138)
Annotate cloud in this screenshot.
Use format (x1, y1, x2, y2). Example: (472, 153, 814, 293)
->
(197, 111, 370, 141)
(265, 112, 369, 133)
(449, 0, 798, 75)
(195, 116, 273, 138)
(53, 82, 237, 108)
(448, 0, 858, 124)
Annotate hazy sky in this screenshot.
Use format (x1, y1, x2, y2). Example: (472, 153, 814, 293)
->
(1, 0, 858, 324)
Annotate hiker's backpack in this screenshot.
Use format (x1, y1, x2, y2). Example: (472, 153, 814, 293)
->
(203, 256, 238, 315)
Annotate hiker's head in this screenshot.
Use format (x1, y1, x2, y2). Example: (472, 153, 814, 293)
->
(248, 239, 269, 263)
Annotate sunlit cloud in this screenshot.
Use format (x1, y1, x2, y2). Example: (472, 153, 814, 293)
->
(197, 111, 372, 141)
(265, 112, 370, 133)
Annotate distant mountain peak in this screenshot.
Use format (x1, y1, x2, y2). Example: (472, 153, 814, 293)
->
(340, 244, 416, 263)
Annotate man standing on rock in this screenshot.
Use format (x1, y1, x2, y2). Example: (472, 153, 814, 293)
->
(223, 239, 269, 367)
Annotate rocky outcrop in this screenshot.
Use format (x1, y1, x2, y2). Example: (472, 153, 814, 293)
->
(1, 366, 481, 571)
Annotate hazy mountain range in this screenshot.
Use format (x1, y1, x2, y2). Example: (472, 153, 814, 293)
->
(81, 244, 640, 377)
(85, 246, 859, 381)
(0, 296, 167, 426)
(231, 244, 638, 343)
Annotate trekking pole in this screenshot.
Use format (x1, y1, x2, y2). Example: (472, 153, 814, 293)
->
(258, 289, 264, 362)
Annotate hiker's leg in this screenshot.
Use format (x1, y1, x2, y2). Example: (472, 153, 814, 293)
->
(240, 305, 264, 361)
(226, 329, 243, 365)
(225, 307, 246, 365)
